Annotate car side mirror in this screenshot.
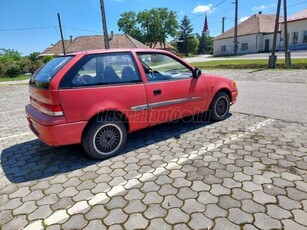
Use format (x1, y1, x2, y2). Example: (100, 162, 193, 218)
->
(193, 68, 202, 78)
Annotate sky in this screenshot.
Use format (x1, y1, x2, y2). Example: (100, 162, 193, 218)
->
(1, 0, 307, 56)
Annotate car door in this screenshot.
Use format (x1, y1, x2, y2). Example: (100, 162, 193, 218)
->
(136, 52, 209, 125)
(58, 52, 149, 133)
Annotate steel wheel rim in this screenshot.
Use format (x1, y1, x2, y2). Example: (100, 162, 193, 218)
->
(93, 124, 122, 155)
(215, 96, 229, 118)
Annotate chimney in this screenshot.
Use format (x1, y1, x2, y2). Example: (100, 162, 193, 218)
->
(70, 35, 73, 43)
(259, 11, 262, 14)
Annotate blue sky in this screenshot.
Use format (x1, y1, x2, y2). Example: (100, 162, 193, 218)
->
(1, 0, 306, 55)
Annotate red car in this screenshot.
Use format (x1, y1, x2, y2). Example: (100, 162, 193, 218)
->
(26, 49, 238, 159)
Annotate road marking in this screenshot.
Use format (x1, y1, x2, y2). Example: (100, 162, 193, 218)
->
(24, 118, 275, 229)
(0, 132, 33, 141)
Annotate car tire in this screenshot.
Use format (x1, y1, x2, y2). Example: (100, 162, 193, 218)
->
(210, 92, 230, 121)
(82, 116, 127, 160)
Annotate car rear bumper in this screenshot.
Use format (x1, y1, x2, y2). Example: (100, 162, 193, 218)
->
(26, 104, 87, 146)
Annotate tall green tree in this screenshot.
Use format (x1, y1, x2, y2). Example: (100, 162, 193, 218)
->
(118, 8, 178, 48)
(117, 11, 142, 41)
(177, 15, 195, 56)
(198, 33, 213, 54)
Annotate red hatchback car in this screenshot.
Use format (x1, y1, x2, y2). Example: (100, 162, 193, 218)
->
(26, 49, 238, 159)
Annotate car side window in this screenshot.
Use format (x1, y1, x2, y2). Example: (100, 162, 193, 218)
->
(60, 52, 141, 88)
(137, 53, 193, 82)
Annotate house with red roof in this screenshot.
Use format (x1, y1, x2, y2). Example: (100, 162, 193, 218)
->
(213, 9, 307, 56)
(40, 34, 149, 56)
(213, 12, 281, 56)
(280, 9, 307, 51)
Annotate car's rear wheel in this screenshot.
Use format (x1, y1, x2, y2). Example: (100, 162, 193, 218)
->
(82, 117, 127, 160)
(210, 92, 230, 121)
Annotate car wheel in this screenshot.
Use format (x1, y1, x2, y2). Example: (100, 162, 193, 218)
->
(210, 92, 230, 121)
(82, 116, 127, 160)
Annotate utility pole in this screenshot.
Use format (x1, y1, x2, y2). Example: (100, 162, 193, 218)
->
(100, 0, 110, 49)
(222, 17, 226, 33)
(234, 0, 238, 56)
(57, 13, 66, 55)
(268, 0, 281, 68)
(283, 0, 291, 68)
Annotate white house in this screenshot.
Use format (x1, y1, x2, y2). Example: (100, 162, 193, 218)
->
(213, 13, 281, 56)
(280, 9, 307, 51)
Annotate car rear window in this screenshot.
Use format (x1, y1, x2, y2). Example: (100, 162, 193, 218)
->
(30, 56, 73, 89)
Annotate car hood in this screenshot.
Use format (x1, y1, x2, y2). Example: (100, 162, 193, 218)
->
(202, 74, 237, 92)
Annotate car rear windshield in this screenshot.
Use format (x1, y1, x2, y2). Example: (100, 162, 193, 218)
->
(30, 56, 73, 89)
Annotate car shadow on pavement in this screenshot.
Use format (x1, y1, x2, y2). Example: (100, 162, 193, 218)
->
(1, 113, 232, 183)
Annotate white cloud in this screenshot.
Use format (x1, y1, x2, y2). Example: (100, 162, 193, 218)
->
(252, 5, 266, 11)
(193, 4, 214, 14)
(239, 16, 249, 22)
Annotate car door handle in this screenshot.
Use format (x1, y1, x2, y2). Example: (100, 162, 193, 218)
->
(153, 89, 162, 95)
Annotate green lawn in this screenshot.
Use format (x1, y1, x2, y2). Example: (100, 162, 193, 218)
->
(0, 75, 31, 82)
(191, 58, 307, 69)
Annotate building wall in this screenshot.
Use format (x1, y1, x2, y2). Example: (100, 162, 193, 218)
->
(280, 19, 307, 50)
(213, 33, 280, 56)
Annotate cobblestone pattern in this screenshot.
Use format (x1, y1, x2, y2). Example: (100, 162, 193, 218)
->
(1, 80, 307, 229)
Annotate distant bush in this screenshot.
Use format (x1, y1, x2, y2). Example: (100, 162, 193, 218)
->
(5, 62, 22, 77)
(0, 48, 52, 78)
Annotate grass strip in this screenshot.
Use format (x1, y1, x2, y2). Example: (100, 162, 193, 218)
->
(191, 58, 307, 69)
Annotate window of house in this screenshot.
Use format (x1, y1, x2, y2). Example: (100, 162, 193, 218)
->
(293, 32, 299, 44)
(241, 43, 248, 51)
(221, 45, 226, 52)
(303, 31, 307, 43)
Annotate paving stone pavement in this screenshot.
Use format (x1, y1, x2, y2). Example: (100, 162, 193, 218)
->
(1, 72, 307, 229)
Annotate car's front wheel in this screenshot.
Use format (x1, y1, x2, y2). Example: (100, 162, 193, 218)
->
(82, 117, 127, 160)
(210, 92, 230, 121)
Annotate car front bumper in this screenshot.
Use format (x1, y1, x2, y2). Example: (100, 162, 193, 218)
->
(231, 89, 238, 105)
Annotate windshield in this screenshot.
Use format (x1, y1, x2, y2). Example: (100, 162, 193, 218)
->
(30, 56, 73, 89)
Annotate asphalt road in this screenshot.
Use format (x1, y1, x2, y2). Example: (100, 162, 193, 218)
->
(232, 81, 307, 123)
(203, 69, 307, 123)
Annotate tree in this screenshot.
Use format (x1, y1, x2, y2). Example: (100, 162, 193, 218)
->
(198, 33, 213, 54)
(118, 8, 179, 48)
(177, 15, 198, 56)
(0, 48, 21, 62)
(190, 36, 200, 55)
(0, 49, 49, 77)
(28, 52, 40, 62)
(0, 49, 22, 77)
(117, 11, 142, 41)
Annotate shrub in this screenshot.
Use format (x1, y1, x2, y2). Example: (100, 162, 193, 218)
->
(0, 49, 50, 78)
(5, 62, 22, 77)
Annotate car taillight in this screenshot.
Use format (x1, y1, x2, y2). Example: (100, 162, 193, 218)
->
(30, 98, 64, 116)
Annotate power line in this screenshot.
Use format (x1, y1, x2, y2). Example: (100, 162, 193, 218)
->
(191, 0, 227, 21)
(261, 0, 307, 14)
(0, 26, 55, 32)
(63, 26, 101, 34)
(287, 0, 307, 7)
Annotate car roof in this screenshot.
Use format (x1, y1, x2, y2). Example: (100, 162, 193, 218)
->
(66, 48, 170, 56)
